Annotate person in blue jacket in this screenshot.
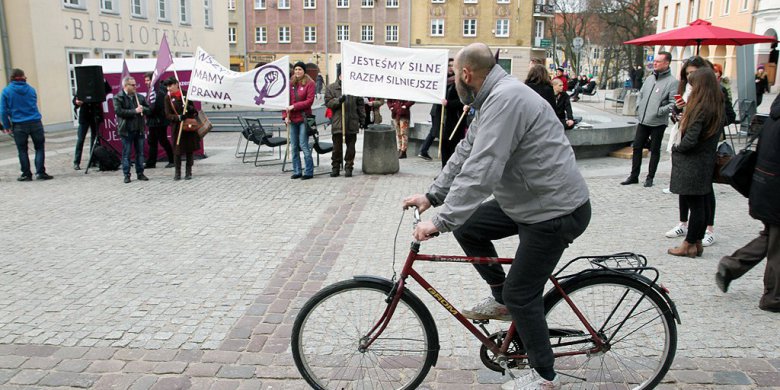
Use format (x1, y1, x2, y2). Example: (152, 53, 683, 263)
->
(1, 68, 52, 181)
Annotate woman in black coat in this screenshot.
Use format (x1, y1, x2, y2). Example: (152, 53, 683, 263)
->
(668, 68, 724, 258)
(163, 77, 200, 181)
(525, 64, 555, 109)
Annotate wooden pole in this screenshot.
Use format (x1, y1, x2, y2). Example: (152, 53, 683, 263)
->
(437, 105, 445, 159)
(341, 101, 346, 145)
(172, 68, 187, 147)
(448, 109, 468, 141)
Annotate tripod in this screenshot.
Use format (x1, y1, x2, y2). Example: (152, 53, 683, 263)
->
(84, 123, 121, 174)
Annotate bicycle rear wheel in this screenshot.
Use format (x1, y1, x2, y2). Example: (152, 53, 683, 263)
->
(291, 279, 438, 390)
(544, 274, 677, 390)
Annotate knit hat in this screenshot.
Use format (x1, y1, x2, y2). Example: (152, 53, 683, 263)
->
(293, 61, 306, 71)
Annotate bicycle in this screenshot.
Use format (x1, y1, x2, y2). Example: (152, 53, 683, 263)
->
(291, 208, 681, 389)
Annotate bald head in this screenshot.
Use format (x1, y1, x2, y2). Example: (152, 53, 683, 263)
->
(455, 43, 496, 77)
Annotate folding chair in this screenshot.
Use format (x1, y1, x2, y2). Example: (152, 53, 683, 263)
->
(235, 116, 253, 158)
(238, 118, 288, 166)
(281, 119, 334, 175)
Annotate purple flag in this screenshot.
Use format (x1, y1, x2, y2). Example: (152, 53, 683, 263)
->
(121, 59, 130, 82)
(151, 33, 174, 90)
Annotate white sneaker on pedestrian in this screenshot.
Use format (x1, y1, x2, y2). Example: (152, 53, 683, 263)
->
(665, 223, 688, 238)
(662, 188, 672, 194)
(703, 231, 716, 247)
(501, 370, 560, 390)
(462, 296, 512, 321)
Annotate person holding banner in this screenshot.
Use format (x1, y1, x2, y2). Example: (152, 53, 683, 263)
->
(113, 76, 150, 184)
(163, 77, 199, 181)
(403, 43, 590, 390)
(324, 65, 365, 178)
(387, 99, 415, 159)
(283, 61, 316, 180)
(143, 72, 174, 169)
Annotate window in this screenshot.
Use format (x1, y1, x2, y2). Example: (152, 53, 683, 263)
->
(204, 0, 213, 27)
(255, 0, 266, 8)
(101, 0, 118, 13)
(304, 26, 317, 43)
(740, 0, 748, 10)
(464, 0, 477, 3)
(706, 0, 713, 17)
(497, 0, 509, 3)
(495, 19, 509, 37)
(337, 0, 349, 7)
(385, 24, 399, 43)
(662, 6, 668, 28)
(722, 0, 730, 14)
(134, 52, 151, 58)
(255, 26, 267, 43)
(63, 0, 86, 9)
(228, 26, 237, 43)
(278, 26, 291, 43)
(179, 0, 190, 24)
(361, 25, 374, 42)
(131, 0, 148, 17)
(534, 20, 544, 39)
(337, 24, 350, 41)
(432, 0, 444, 3)
(304, 0, 316, 9)
(688, 0, 696, 22)
(431, 19, 444, 36)
(278, 0, 290, 8)
(674, 3, 680, 27)
(228, 0, 236, 9)
(592, 65, 599, 76)
(386, 0, 398, 6)
(158, 0, 170, 20)
(103, 51, 123, 59)
(593, 47, 600, 59)
(67, 50, 90, 120)
(463, 19, 476, 36)
(362, 0, 374, 6)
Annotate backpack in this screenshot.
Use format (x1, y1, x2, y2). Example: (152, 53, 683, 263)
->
(92, 144, 121, 171)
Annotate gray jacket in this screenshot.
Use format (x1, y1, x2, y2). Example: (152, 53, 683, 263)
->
(426, 65, 590, 232)
(635, 68, 678, 127)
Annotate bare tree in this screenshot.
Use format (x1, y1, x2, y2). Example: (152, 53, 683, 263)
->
(548, 0, 592, 75)
(589, 0, 657, 72)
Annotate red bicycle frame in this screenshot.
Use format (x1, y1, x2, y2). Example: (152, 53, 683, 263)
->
(359, 243, 606, 360)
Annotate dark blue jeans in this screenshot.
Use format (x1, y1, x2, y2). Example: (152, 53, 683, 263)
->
(290, 121, 313, 176)
(453, 199, 591, 370)
(121, 132, 145, 175)
(74, 120, 99, 165)
(12, 120, 46, 177)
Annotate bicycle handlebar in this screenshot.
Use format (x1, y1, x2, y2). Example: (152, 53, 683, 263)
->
(411, 206, 439, 239)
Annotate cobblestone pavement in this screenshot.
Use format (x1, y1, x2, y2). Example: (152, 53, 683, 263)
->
(1, 111, 779, 389)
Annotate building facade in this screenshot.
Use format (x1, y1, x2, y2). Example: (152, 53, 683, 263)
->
(753, 0, 779, 91)
(229, 0, 248, 71)
(0, 0, 228, 130)
(409, 0, 550, 81)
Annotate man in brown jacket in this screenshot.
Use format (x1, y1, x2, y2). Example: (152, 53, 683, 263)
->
(324, 65, 365, 177)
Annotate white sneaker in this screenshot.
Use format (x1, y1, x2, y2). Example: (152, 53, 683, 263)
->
(703, 231, 716, 247)
(665, 223, 688, 238)
(662, 188, 672, 194)
(501, 370, 560, 390)
(462, 296, 512, 321)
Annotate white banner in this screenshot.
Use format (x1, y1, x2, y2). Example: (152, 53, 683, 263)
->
(341, 41, 448, 104)
(189, 47, 289, 110)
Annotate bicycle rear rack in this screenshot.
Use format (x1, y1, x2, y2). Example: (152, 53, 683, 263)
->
(555, 252, 659, 285)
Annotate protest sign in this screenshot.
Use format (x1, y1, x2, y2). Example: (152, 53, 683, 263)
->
(189, 47, 289, 110)
(341, 41, 448, 104)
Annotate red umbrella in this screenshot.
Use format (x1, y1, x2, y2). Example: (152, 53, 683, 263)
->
(625, 19, 777, 54)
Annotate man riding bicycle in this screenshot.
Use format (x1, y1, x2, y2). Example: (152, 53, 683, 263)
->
(403, 43, 591, 390)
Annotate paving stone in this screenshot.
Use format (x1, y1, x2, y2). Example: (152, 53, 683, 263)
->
(8, 370, 46, 385)
(218, 339, 249, 352)
(216, 365, 255, 379)
(152, 361, 188, 374)
(92, 373, 142, 390)
(52, 347, 90, 359)
(751, 371, 780, 387)
(672, 370, 715, 384)
(55, 359, 91, 373)
(149, 376, 191, 390)
(87, 359, 126, 373)
(142, 349, 178, 362)
(113, 349, 146, 361)
(39, 371, 99, 388)
(0, 369, 16, 384)
(201, 351, 240, 364)
(210, 379, 240, 390)
(20, 356, 60, 370)
(735, 357, 776, 372)
(0, 357, 26, 369)
(435, 369, 474, 383)
(173, 349, 203, 362)
(83, 347, 118, 360)
(122, 361, 156, 373)
(184, 363, 221, 377)
(13, 345, 58, 357)
(128, 375, 158, 390)
(712, 371, 753, 385)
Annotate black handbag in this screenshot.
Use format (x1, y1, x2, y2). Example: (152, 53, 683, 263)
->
(713, 141, 734, 184)
(720, 139, 757, 198)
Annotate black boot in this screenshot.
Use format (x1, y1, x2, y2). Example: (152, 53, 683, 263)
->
(345, 169, 353, 177)
(184, 164, 192, 180)
(330, 168, 340, 177)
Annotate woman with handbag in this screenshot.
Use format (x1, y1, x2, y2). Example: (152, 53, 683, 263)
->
(163, 77, 200, 181)
(283, 61, 315, 180)
(668, 68, 724, 257)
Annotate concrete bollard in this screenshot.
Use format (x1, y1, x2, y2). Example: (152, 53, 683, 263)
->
(362, 124, 400, 174)
(622, 92, 638, 116)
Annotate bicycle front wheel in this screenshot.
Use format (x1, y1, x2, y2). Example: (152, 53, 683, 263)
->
(291, 279, 438, 390)
(544, 274, 677, 390)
